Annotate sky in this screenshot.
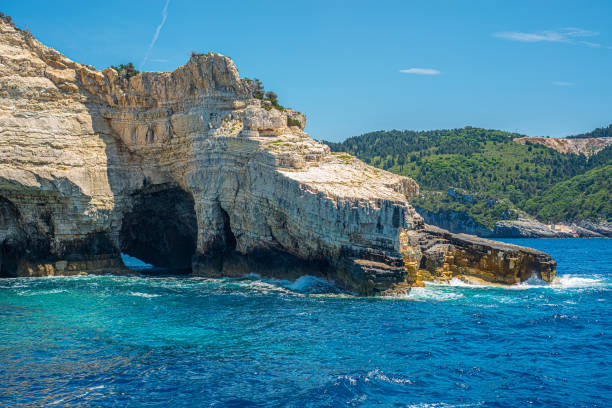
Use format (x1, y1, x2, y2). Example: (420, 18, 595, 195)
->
(4, 0, 612, 142)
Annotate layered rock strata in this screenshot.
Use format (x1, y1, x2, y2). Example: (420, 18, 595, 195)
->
(400, 226, 556, 286)
(0, 18, 556, 294)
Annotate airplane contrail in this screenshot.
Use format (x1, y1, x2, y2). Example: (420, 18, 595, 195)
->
(140, 0, 171, 70)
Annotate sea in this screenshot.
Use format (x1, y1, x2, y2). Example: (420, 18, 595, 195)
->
(0, 238, 610, 407)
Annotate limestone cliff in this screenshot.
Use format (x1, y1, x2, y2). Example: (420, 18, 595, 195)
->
(0, 17, 556, 293)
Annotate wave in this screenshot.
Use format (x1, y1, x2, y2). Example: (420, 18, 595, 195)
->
(3, 270, 606, 303)
(285, 275, 342, 294)
(403, 286, 464, 301)
(424, 274, 608, 290)
(128, 291, 160, 298)
(393, 272, 610, 303)
(552, 275, 607, 288)
(17, 288, 67, 296)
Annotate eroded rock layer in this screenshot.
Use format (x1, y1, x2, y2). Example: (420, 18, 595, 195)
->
(0, 18, 556, 293)
(514, 136, 612, 158)
(400, 226, 556, 286)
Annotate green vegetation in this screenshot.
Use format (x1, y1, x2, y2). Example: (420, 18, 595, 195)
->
(325, 127, 612, 225)
(567, 124, 612, 139)
(0, 12, 14, 25)
(411, 190, 518, 229)
(587, 144, 612, 168)
(110, 62, 139, 79)
(522, 165, 612, 222)
(326, 128, 589, 203)
(287, 117, 302, 128)
(191, 50, 211, 57)
(243, 78, 286, 112)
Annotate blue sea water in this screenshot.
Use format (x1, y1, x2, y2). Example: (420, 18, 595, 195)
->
(0, 239, 611, 407)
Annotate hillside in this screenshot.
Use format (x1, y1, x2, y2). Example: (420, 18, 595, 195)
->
(522, 165, 612, 223)
(325, 128, 611, 236)
(567, 124, 612, 139)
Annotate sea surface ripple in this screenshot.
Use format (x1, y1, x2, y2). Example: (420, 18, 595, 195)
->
(0, 238, 610, 407)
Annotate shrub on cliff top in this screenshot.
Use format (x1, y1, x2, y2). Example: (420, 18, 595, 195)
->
(110, 62, 139, 80)
(287, 117, 302, 128)
(191, 50, 211, 57)
(0, 12, 14, 25)
(265, 91, 279, 106)
(243, 78, 287, 111)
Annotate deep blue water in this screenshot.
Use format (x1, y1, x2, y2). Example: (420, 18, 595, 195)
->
(1, 239, 611, 407)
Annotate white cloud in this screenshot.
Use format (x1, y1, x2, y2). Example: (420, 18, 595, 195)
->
(494, 28, 612, 50)
(399, 68, 441, 75)
(494, 28, 595, 43)
(140, 0, 171, 70)
(552, 81, 573, 86)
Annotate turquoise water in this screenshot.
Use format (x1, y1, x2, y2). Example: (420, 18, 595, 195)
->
(1, 239, 611, 407)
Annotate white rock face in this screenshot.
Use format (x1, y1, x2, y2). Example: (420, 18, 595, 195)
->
(0, 18, 423, 294)
(514, 136, 612, 157)
(0, 17, 556, 293)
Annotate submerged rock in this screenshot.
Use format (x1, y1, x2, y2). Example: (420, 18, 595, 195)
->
(0, 17, 556, 294)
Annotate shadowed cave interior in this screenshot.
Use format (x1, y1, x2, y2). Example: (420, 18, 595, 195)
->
(119, 186, 199, 272)
(0, 196, 28, 277)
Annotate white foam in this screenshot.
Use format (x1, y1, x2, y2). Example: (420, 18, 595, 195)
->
(236, 279, 295, 295)
(519, 274, 549, 286)
(552, 275, 605, 288)
(425, 273, 608, 291)
(403, 287, 463, 301)
(367, 369, 413, 384)
(17, 288, 67, 296)
(128, 291, 160, 298)
(425, 278, 500, 289)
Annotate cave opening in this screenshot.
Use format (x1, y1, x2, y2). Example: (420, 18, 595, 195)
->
(119, 186, 198, 273)
(0, 197, 23, 277)
(0, 243, 20, 278)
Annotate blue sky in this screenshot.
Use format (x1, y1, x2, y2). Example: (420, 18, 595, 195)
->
(4, 0, 611, 141)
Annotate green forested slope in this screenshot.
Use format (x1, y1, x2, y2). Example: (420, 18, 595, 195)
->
(522, 165, 612, 222)
(567, 124, 612, 139)
(325, 128, 610, 225)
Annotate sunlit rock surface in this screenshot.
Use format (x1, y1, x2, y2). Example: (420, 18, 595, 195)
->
(0, 17, 555, 294)
(514, 136, 612, 158)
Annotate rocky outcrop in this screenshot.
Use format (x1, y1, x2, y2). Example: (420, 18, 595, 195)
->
(400, 225, 557, 285)
(414, 207, 497, 237)
(493, 218, 610, 238)
(514, 136, 612, 158)
(417, 208, 611, 238)
(0, 17, 556, 293)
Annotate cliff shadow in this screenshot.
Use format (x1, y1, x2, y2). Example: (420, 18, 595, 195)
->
(119, 184, 198, 273)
